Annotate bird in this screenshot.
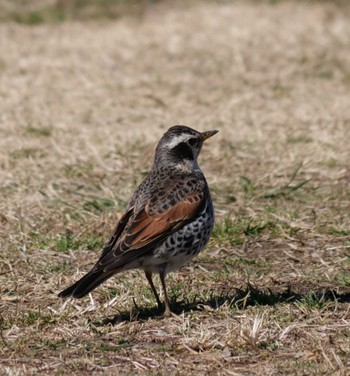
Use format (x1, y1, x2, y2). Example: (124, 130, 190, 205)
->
(59, 125, 218, 316)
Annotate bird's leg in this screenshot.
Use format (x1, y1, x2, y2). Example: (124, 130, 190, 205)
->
(159, 269, 171, 317)
(145, 271, 162, 310)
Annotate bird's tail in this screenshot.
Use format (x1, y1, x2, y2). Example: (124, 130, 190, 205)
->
(58, 269, 115, 299)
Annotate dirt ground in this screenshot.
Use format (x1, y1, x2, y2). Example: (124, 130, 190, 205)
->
(1, 0, 350, 375)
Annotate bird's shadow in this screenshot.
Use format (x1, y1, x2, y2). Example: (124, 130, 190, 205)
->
(92, 284, 350, 327)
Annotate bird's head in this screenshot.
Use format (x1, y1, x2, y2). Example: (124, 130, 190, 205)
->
(153, 125, 218, 170)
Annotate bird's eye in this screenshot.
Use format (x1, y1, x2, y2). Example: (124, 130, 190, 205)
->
(188, 138, 196, 146)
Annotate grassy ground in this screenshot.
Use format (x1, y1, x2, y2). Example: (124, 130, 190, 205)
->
(1, 0, 350, 374)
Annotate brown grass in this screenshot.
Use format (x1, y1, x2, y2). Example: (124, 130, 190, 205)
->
(1, 0, 350, 374)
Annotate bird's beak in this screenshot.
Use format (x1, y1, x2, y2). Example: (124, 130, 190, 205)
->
(201, 130, 219, 141)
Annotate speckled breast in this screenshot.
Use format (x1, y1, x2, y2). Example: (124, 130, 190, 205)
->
(143, 198, 214, 273)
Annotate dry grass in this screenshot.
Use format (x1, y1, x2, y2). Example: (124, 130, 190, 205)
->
(1, 0, 350, 374)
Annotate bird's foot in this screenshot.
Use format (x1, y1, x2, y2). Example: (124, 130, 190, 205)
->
(163, 306, 172, 318)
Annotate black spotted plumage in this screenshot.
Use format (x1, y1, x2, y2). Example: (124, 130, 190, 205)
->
(59, 125, 218, 316)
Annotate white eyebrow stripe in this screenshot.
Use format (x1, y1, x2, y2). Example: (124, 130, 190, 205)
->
(165, 134, 191, 149)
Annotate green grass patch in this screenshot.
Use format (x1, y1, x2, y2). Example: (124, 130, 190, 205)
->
(54, 232, 105, 253)
(83, 198, 116, 213)
(240, 175, 256, 197)
(327, 226, 350, 237)
(287, 135, 313, 144)
(10, 148, 46, 160)
(25, 125, 52, 137)
(12, 11, 45, 25)
(333, 272, 350, 286)
(211, 217, 292, 245)
(29, 230, 105, 253)
(22, 308, 56, 327)
(98, 340, 133, 351)
(4, 0, 162, 24)
(63, 162, 94, 178)
(297, 292, 327, 311)
(211, 218, 245, 245)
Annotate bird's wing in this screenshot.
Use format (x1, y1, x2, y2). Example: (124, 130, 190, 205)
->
(123, 191, 204, 249)
(93, 181, 206, 273)
(96, 206, 134, 262)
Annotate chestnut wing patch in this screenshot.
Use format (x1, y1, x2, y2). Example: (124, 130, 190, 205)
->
(126, 192, 204, 248)
(98, 192, 205, 272)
